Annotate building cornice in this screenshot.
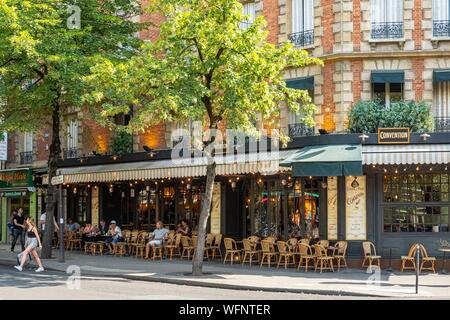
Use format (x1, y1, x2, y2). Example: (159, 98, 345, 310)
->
(317, 49, 450, 62)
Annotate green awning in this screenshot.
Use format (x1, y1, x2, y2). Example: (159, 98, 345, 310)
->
(371, 71, 404, 83)
(433, 70, 450, 83)
(286, 76, 314, 90)
(280, 145, 362, 177)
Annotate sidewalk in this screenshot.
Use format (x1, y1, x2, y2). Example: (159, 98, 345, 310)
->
(1, 245, 449, 298)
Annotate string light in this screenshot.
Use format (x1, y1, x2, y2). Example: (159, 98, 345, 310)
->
(416, 166, 420, 171)
(383, 168, 387, 173)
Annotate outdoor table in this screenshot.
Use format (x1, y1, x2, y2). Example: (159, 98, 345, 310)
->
(438, 247, 450, 274)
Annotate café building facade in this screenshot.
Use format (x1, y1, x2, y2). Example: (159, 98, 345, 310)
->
(50, 129, 450, 260)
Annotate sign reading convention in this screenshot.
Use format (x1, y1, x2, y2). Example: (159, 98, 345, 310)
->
(378, 128, 410, 144)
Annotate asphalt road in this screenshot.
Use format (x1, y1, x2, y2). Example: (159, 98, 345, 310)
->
(0, 264, 372, 300)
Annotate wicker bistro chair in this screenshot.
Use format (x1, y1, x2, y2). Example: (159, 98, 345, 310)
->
(181, 236, 195, 260)
(277, 241, 296, 269)
(419, 244, 436, 273)
(223, 238, 242, 264)
(134, 232, 149, 259)
(297, 243, 315, 272)
(209, 234, 223, 260)
(91, 241, 105, 256)
(300, 238, 310, 245)
(362, 241, 381, 269)
(314, 244, 334, 273)
(165, 233, 182, 260)
(242, 239, 261, 266)
(332, 241, 348, 271)
(265, 236, 277, 244)
(260, 240, 278, 268)
(317, 240, 329, 249)
(67, 231, 82, 251)
(401, 243, 419, 272)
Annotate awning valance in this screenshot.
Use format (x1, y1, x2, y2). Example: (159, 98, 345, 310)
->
(362, 144, 450, 165)
(58, 151, 291, 184)
(371, 71, 404, 83)
(433, 70, 450, 83)
(285, 76, 314, 90)
(280, 145, 362, 177)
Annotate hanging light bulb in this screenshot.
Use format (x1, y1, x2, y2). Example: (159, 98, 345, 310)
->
(73, 187, 77, 194)
(416, 166, 420, 171)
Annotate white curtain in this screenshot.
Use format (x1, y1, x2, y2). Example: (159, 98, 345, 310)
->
(24, 132, 33, 152)
(433, 82, 450, 118)
(371, 0, 403, 23)
(67, 121, 78, 149)
(433, 0, 450, 21)
(292, 0, 314, 33)
(243, 2, 256, 24)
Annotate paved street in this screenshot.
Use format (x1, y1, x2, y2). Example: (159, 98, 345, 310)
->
(0, 265, 370, 300)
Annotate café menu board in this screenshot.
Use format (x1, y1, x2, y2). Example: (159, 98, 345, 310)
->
(345, 176, 367, 240)
(210, 182, 221, 234)
(327, 176, 338, 240)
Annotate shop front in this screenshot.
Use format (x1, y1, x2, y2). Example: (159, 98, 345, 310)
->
(0, 168, 37, 243)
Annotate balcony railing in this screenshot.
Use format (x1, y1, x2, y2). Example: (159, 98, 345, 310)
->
(433, 20, 450, 38)
(288, 30, 314, 48)
(288, 123, 315, 139)
(371, 22, 403, 39)
(434, 117, 450, 132)
(20, 151, 33, 164)
(63, 147, 79, 159)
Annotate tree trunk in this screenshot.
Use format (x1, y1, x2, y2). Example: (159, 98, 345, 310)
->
(41, 100, 61, 259)
(192, 161, 216, 276)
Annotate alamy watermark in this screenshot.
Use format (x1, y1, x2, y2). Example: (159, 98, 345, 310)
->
(67, 5, 81, 30)
(66, 265, 81, 290)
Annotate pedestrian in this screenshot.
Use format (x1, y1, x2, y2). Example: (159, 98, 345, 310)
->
(11, 208, 26, 252)
(14, 216, 45, 272)
(7, 211, 16, 243)
(40, 210, 59, 238)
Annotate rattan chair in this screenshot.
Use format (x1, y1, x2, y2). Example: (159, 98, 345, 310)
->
(314, 244, 334, 273)
(242, 239, 261, 266)
(209, 234, 223, 260)
(332, 241, 348, 271)
(260, 240, 278, 268)
(297, 243, 314, 272)
(181, 236, 194, 260)
(277, 241, 296, 269)
(223, 238, 241, 264)
(361, 241, 381, 269)
(419, 244, 436, 273)
(317, 240, 329, 249)
(165, 233, 182, 260)
(401, 243, 419, 272)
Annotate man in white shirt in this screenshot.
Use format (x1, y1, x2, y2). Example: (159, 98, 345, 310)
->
(106, 220, 123, 254)
(145, 221, 169, 259)
(40, 211, 60, 236)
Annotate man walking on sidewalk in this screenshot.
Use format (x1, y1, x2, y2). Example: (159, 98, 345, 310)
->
(11, 208, 26, 252)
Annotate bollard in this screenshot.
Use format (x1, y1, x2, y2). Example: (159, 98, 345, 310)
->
(415, 244, 420, 294)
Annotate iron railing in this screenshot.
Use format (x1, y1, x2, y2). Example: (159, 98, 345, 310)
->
(371, 22, 403, 39)
(288, 123, 315, 139)
(433, 20, 450, 38)
(20, 151, 33, 164)
(434, 117, 450, 132)
(63, 147, 79, 159)
(288, 30, 314, 48)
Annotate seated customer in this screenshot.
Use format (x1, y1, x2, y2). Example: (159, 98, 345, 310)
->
(82, 223, 99, 242)
(105, 221, 123, 254)
(145, 221, 169, 259)
(176, 219, 191, 236)
(65, 218, 81, 232)
(98, 219, 108, 236)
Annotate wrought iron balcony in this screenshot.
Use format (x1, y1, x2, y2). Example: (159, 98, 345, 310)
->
(433, 20, 450, 38)
(288, 123, 315, 139)
(63, 147, 79, 159)
(288, 30, 314, 48)
(434, 117, 450, 132)
(20, 151, 33, 164)
(371, 22, 403, 39)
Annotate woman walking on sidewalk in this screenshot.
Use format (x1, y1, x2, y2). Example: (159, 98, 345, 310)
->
(14, 217, 45, 273)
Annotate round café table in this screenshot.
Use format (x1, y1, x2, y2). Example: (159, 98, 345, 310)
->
(438, 247, 450, 274)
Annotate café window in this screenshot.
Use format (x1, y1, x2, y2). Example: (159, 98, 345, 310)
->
(372, 82, 403, 107)
(289, 0, 314, 47)
(383, 174, 450, 232)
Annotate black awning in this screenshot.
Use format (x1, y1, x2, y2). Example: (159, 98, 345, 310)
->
(371, 71, 404, 83)
(433, 70, 450, 83)
(286, 76, 314, 90)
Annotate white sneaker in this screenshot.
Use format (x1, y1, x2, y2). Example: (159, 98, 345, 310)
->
(35, 267, 44, 273)
(14, 265, 23, 272)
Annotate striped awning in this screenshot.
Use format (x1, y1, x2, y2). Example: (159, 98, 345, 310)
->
(58, 151, 291, 184)
(362, 144, 450, 165)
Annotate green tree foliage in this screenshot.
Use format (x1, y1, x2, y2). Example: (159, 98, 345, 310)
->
(0, 0, 145, 257)
(348, 100, 434, 133)
(83, 0, 322, 274)
(110, 131, 133, 156)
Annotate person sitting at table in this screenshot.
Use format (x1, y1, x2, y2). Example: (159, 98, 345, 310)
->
(144, 221, 169, 259)
(105, 221, 123, 255)
(176, 219, 191, 236)
(98, 219, 108, 236)
(82, 223, 99, 242)
(65, 218, 81, 232)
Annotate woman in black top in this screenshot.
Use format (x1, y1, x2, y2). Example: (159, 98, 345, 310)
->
(14, 217, 45, 273)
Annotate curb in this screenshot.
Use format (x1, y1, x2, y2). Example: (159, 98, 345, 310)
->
(0, 258, 393, 298)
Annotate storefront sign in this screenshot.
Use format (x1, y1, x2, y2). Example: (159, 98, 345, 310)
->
(51, 175, 64, 186)
(210, 182, 221, 234)
(0, 132, 7, 161)
(0, 169, 33, 189)
(327, 177, 338, 240)
(378, 128, 410, 144)
(345, 176, 367, 240)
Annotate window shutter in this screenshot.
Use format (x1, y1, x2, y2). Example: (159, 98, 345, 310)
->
(304, 0, 314, 31)
(292, 0, 304, 33)
(67, 121, 78, 149)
